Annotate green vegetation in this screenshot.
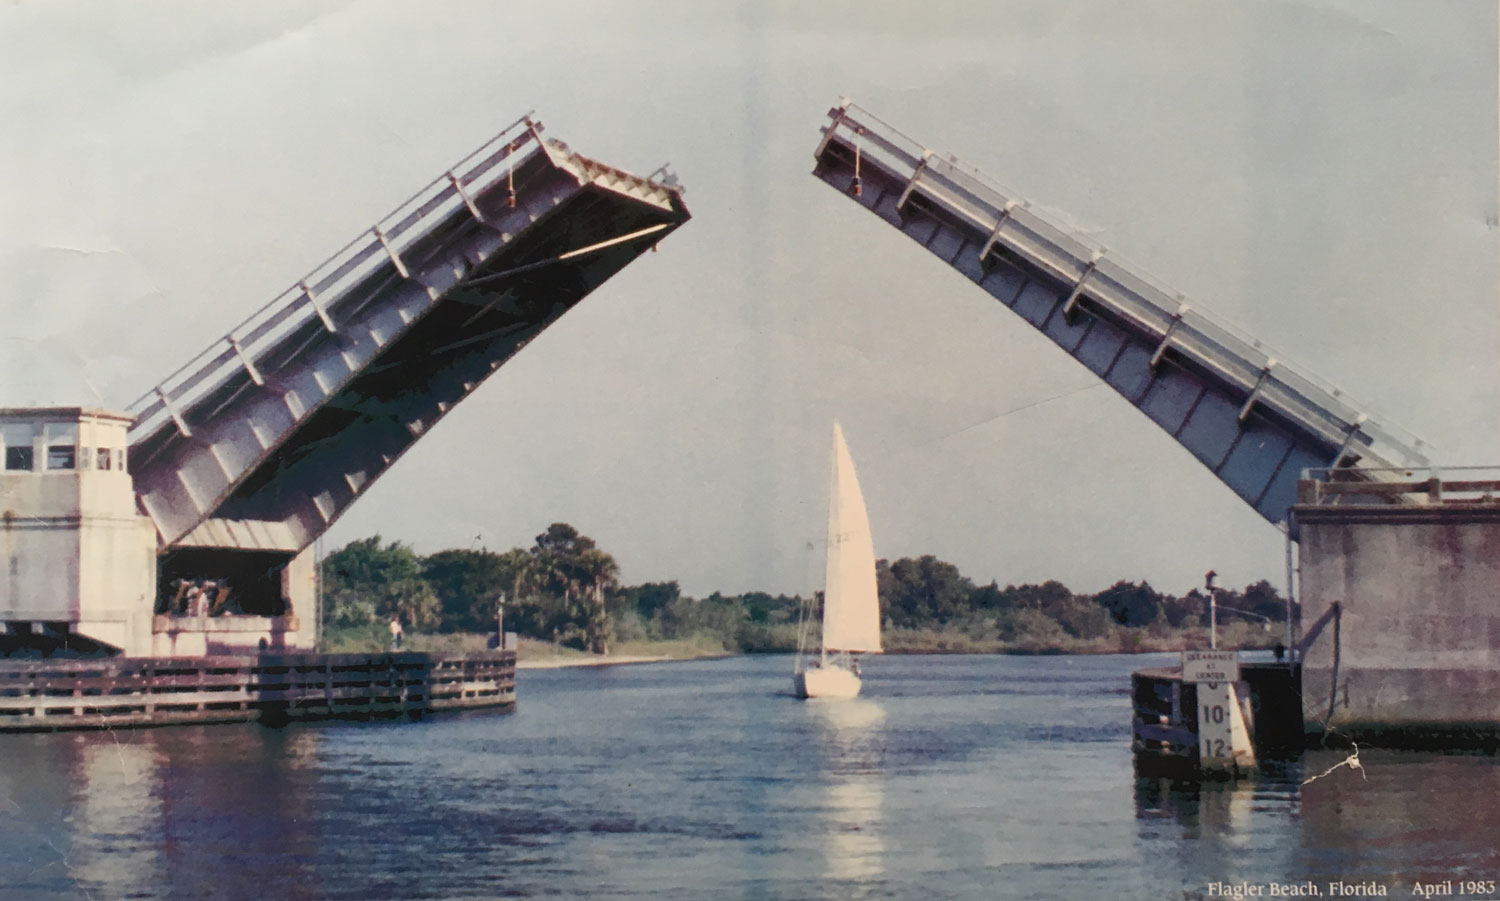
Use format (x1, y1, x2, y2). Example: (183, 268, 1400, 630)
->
(319, 525, 1294, 656)
(322, 523, 619, 653)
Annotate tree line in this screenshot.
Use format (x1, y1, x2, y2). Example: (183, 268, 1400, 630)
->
(320, 524, 1293, 654)
(322, 523, 619, 653)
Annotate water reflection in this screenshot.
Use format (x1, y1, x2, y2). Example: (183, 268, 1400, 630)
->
(1, 736, 85, 897)
(1135, 776, 1261, 843)
(821, 780, 885, 882)
(1295, 749, 1500, 888)
(69, 739, 167, 896)
(0, 726, 326, 900)
(9, 656, 1500, 898)
(808, 699, 888, 887)
(149, 727, 324, 900)
(1134, 760, 1303, 837)
(1133, 750, 1500, 890)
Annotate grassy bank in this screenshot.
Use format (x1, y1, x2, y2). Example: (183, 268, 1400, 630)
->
(321, 621, 1281, 659)
(883, 620, 1281, 655)
(319, 626, 735, 662)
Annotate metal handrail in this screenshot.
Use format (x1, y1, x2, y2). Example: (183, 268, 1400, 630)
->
(1303, 464, 1500, 484)
(126, 111, 544, 441)
(1299, 465, 1500, 506)
(821, 99, 1432, 468)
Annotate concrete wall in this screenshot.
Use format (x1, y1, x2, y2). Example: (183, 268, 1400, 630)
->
(282, 546, 319, 650)
(1, 409, 156, 655)
(3, 409, 322, 659)
(1297, 502, 1500, 734)
(150, 614, 303, 656)
(76, 516, 157, 655)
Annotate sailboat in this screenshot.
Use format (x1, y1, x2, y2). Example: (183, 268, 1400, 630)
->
(794, 421, 883, 699)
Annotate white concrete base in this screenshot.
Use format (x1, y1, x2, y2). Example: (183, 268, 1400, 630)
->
(151, 614, 309, 657)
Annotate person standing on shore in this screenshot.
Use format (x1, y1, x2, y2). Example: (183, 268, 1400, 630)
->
(388, 614, 404, 651)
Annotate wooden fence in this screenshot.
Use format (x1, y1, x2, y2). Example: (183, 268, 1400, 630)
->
(0, 650, 515, 731)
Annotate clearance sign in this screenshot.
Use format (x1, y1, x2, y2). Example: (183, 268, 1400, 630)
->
(1182, 649, 1254, 774)
(1181, 649, 1240, 684)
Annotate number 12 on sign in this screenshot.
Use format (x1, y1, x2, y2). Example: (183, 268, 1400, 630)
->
(1196, 680, 1254, 774)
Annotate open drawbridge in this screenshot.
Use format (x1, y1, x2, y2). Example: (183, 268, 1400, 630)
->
(813, 100, 1428, 528)
(124, 114, 688, 618)
(129, 114, 688, 554)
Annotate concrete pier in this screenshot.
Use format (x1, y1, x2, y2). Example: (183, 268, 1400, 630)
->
(1295, 470, 1500, 743)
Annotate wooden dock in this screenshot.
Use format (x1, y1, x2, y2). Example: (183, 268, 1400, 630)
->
(0, 650, 515, 731)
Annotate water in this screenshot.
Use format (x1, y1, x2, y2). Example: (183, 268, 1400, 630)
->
(3, 653, 1498, 899)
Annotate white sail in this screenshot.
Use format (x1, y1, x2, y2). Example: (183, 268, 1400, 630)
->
(822, 421, 882, 653)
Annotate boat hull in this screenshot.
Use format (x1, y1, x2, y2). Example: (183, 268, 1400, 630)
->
(793, 664, 862, 699)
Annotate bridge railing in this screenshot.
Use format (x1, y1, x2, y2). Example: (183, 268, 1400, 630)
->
(1298, 465, 1500, 506)
(126, 112, 547, 444)
(820, 99, 1431, 469)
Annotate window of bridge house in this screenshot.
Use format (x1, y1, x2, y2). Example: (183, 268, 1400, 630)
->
(44, 423, 77, 470)
(97, 448, 111, 471)
(3, 424, 35, 471)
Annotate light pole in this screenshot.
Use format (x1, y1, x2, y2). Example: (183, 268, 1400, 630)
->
(1205, 570, 1221, 650)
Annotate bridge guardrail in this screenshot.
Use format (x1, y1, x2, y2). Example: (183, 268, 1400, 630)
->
(820, 99, 1431, 470)
(126, 112, 546, 444)
(1298, 465, 1500, 506)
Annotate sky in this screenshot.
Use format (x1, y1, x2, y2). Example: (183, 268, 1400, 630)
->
(1, 1, 1495, 599)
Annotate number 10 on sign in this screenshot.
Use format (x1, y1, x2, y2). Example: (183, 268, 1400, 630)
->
(1197, 680, 1253, 772)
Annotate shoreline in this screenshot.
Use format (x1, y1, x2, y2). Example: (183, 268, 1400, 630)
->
(516, 654, 675, 670)
(345, 628, 1282, 663)
(515, 652, 736, 670)
(512, 644, 1279, 670)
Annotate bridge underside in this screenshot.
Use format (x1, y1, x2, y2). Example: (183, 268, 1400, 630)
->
(813, 102, 1426, 528)
(124, 119, 687, 613)
(174, 181, 674, 549)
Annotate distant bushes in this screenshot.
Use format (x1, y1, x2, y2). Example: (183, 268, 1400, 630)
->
(320, 531, 1292, 655)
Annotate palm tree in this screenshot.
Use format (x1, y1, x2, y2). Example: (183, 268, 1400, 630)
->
(495, 547, 534, 636)
(523, 523, 619, 653)
(575, 547, 620, 655)
(497, 548, 532, 608)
